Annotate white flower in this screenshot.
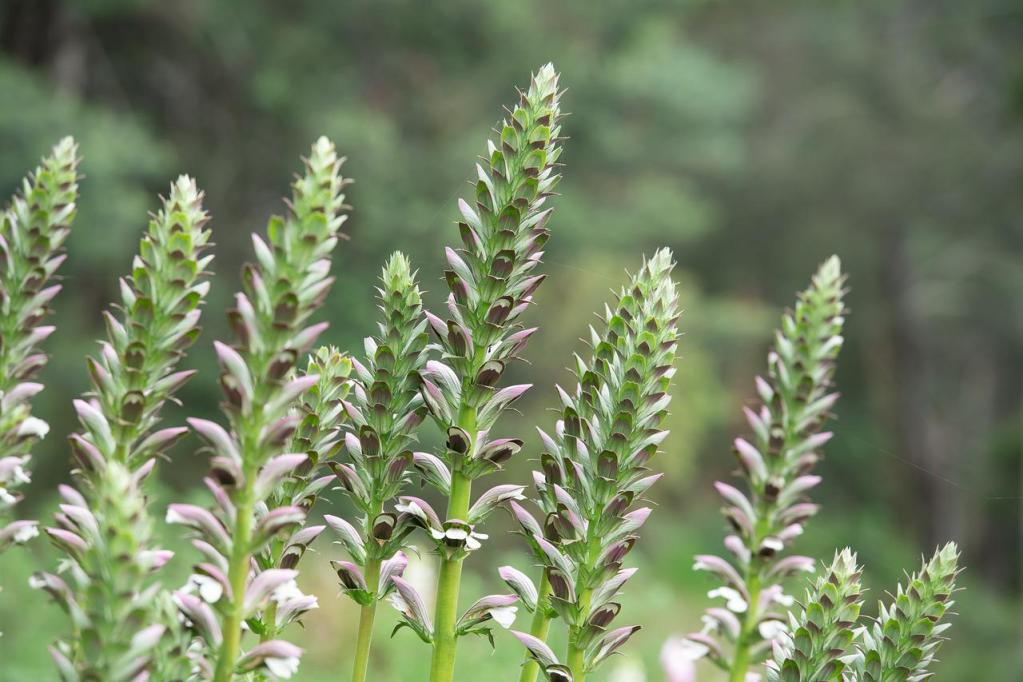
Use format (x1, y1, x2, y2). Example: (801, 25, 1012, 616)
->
(708, 586, 748, 613)
(17, 417, 49, 440)
(488, 605, 517, 629)
(758, 620, 787, 640)
(0, 488, 16, 507)
(184, 574, 224, 603)
(772, 592, 794, 608)
(165, 507, 186, 524)
(271, 579, 304, 604)
(265, 654, 300, 678)
(28, 574, 46, 589)
(660, 637, 703, 682)
(13, 523, 39, 543)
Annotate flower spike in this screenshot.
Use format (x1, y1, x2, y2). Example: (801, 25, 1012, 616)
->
(35, 175, 212, 680)
(0, 137, 80, 556)
(168, 137, 349, 682)
(766, 549, 863, 682)
(320, 251, 429, 682)
(400, 63, 565, 682)
(687, 256, 847, 680)
(508, 249, 681, 682)
(853, 542, 961, 681)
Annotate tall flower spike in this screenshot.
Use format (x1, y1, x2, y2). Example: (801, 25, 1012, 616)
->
(254, 345, 353, 642)
(170, 137, 349, 682)
(405, 63, 563, 682)
(507, 249, 681, 682)
(854, 542, 960, 681)
(318, 251, 428, 682)
(0, 137, 79, 553)
(766, 549, 863, 682)
(33, 175, 212, 680)
(686, 256, 847, 681)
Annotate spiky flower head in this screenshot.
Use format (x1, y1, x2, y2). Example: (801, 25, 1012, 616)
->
(766, 549, 863, 682)
(35, 175, 211, 680)
(507, 249, 681, 679)
(688, 256, 847, 671)
(0, 137, 79, 550)
(172, 138, 348, 679)
(855, 542, 960, 681)
(419, 62, 563, 482)
(324, 251, 428, 613)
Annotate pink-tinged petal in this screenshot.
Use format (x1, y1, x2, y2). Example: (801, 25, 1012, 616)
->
(693, 555, 747, 594)
(243, 569, 298, 614)
(187, 418, 240, 462)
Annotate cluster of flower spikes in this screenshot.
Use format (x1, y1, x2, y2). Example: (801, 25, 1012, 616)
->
(387, 65, 564, 670)
(766, 548, 863, 682)
(321, 252, 428, 632)
(0, 137, 79, 552)
(252, 345, 353, 642)
(168, 137, 349, 681)
(852, 542, 960, 681)
(686, 256, 847, 677)
(33, 175, 212, 681)
(507, 248, 681, 682)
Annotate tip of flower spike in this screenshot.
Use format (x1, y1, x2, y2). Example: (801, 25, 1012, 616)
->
(170, 175, 200, 202)
(529, 63, 561, 102)
(815, 255, 842, 286)
(643, 248, 676, 277)
(52, 136, 78, 160)
(829, 547, 860, 578)
(383, 251, 415, 288)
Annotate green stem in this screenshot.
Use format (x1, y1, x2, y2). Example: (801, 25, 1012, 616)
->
(566, 586, 592, 682)
(352, 555, 382, 682)
(518, 572, 553, 682)
(214, 481, 255, 682)
(729, 572, 762, 682)
(428, 469, 473, 682)
(260, 602, 277, 643)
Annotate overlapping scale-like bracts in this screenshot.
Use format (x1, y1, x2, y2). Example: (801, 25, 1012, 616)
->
(318, 252, 428, 681)
(685, 257, 847, 679)
(506, 249, 680, 682)
(0, 137, 79, 553)
(395, 64, 564, 682)
(765, 549, 863, 682)
(248, 346, 353, 643)
(169, 138, 349, 681)
(853, 542, 960, 681)
(32, 176, 212, 680)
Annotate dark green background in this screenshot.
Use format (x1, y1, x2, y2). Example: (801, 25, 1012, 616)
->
(1, 1, 1020, 679)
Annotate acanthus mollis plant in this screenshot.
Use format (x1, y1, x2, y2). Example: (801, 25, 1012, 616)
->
(254, 345, 353, 643)
(382, 63, 564, 682)
(852, 542, 960, 681)
(0, 137, 79, 553)
(505, 248, 681, 682)
(685, 256, 847, 681)
(320, 251, 428, 682)
(33, 175, 212, 680)
(765, 549, 863, 682)
(168, 137, 349, 681)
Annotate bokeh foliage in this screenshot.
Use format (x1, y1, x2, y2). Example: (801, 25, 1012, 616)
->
(0, 0, 1020, 680)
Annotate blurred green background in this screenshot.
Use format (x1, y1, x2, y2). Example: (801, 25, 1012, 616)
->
(1, 1, 1021, 680)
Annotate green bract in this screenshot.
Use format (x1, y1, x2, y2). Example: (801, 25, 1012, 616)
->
(35, 175, 212, 680)
(507, 249, 681, 682)
(0, 137, 79, 553)
(168, 137, 349, 681)
(767, 549, 864, 682)
(323, 251, 429, 682)
(855, 542, 960, 681)
(688, 257, 847, 680)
